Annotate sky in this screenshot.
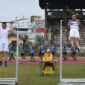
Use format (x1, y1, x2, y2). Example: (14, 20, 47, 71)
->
(0, 0, 44, 21)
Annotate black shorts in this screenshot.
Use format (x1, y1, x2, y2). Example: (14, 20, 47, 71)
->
(39, 52, 44, 56)
(45, 62, 53, 66)
(71, 52, 76, 55)
(9, 54, 14, 56)
(21, 53, 24, 56)
(63, 52, 67, 55)
(29, 53, 34, 56)
(52, 52, 55, 56)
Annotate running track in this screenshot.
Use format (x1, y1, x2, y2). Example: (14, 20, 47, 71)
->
(8, 58, 85, 64)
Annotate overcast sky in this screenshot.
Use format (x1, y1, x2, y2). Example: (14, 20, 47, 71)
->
(0, 0, 44, 21)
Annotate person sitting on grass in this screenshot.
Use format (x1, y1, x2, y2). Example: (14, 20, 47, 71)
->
(43, 49, 55, 74)
(39, 43, 45, 60)
(62, 42, 68, 61)
(9, 43, 15, 62)
(71, 45, 77, 61)
(29, 43, 35, 62)
(20, 43, 26, 62)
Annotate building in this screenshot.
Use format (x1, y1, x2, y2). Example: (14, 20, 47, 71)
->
(28, 16, 45, 43)
(13, 18, 31, 36)
(2, 16, 45, 44)
(8, 33, 23, 45)
(7, 17, 31, 44)
(13, 17, 45, 43)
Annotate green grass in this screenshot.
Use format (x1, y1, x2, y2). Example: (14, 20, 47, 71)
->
(0, 63, 85, 85)
(62, 63, 85, 78)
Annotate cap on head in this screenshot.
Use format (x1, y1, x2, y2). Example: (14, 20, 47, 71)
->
(47, 49, 50, 52)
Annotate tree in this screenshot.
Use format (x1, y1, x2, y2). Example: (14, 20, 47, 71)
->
(35, 35, 44, 45)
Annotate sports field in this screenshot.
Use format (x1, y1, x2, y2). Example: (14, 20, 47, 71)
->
(3, 61, 85, 85)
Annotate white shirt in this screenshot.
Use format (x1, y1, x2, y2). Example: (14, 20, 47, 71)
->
(0, 27, 9, 40)
(70, 20, 79, 30)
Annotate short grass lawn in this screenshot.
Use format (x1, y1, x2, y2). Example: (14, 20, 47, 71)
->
(0, 63, 85, 85)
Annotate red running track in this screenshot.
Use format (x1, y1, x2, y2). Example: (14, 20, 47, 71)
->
(7, 57, 85, 64)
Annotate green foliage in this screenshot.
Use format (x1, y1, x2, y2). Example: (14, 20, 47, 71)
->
(24, 40, 31, 56)
(35, 35, 44, 45)
(25, 40, 31, 46)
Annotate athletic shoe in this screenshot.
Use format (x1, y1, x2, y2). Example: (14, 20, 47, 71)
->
(73, 59, 78, 61)
(4, 61, 7, 67)
(41, 71, 44, 75)
(30, 59, 32, 62)
(11, 59, 15, 62)
(71, 47, 76, 52)
(77, 48, 80, 52)
(32, 59, 35, 62)
(53, 71, 56, 75)
(9, 59, 12, 62)
(71, 47, 73, 51)
(22, 59, 26, 62)
(64, 59, 68, 61)
(0, 61, 2, 67)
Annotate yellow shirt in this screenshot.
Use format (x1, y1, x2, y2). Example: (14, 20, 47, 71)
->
(43, 53, 53, 61)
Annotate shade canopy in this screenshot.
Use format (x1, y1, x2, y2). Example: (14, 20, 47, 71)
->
(39, 0, 85, 9)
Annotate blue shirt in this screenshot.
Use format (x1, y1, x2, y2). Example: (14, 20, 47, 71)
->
(9, 45, 14, 54)
(49, 46, 56, 53)
(63, 45, 67, 53)
(29, 45, 34, 54)
(48, 46, 51, 49)
(39, 45, 45, 53)
(72, 45, 77, 53)
(20, 45, 24, 54)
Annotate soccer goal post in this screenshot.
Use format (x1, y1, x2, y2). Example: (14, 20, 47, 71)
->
(60, 20, 85, 83)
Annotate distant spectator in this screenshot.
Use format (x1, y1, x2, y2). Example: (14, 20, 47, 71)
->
(9, 43, 15, 62)
(39, 43, 45, 60)
(20, 43, 26, 62)
(48, 43, 56, 56)
(29, 43, 35, 62)
(62, 42, 68, 61)
(71, 45, 77, 61)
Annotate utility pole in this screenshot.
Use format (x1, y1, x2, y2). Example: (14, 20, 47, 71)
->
(44, 3, 48, 45)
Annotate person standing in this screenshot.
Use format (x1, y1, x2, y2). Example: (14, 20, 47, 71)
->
(9, 43, 15, 61)
(62, 42, 68, 61)
(39, 43, 45, 60)
(29, 43, 35, 62)
(71, 45, 77, 61)
(49, 43, 56, 56)
(20, 43, 26, 62)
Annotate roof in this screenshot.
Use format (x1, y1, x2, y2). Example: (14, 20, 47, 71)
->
(39, 0, 85, 9)
(8, 32, 24, 39)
